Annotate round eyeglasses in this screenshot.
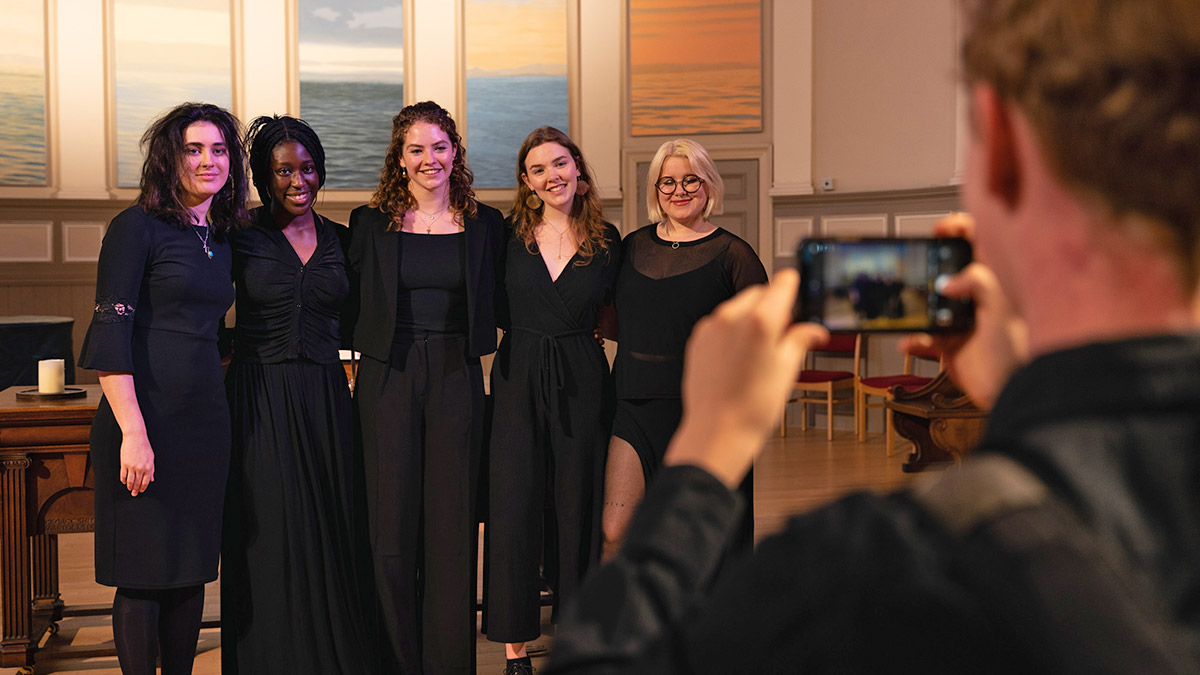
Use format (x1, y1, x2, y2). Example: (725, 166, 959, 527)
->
(655, 174, 705, 195)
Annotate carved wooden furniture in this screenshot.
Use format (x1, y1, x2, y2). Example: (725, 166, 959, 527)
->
(886, 372, 988, 472)
(856, 338, 940, 456)
(0, 384, 99, 670)
(782, 333, 861, 440)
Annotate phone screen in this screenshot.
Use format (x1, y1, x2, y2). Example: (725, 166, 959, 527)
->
(796, 237, 973, 332)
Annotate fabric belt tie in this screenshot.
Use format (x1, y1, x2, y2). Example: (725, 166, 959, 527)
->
(512, 326, 589, 431)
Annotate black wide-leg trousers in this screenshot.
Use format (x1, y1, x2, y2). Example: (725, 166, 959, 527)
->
(357, 333, 484, 675)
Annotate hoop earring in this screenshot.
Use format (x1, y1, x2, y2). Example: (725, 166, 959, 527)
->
(525, 192, 543, 210)
(576, 179, 590, 197)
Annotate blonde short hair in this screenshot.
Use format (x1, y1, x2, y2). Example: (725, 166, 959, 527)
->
(645, 139, 724, 223)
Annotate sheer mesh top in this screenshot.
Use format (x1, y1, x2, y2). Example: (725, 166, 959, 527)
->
(613, 225, 767, 398)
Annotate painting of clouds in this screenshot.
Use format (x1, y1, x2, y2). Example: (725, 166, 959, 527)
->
(0, 0, 48, 186)
(630, 0, 762, 136)
(114, 0, 233, 187)
(300, 1, 404, 190)
(464, 0, 568, 188)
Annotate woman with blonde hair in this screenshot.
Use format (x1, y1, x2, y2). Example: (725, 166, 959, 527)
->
(601, 138, 765, 560)
(345, 100, 504, 674)
(485, 126, 620, 675)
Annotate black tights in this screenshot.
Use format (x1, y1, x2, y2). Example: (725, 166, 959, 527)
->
(112, 585, 205, 675)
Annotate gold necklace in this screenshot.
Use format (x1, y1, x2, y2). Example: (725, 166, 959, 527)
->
(414, 204, 450, 234)
(543, 221, 570, 260)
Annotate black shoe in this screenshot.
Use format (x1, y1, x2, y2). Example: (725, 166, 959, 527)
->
(504, 656, 535, 675)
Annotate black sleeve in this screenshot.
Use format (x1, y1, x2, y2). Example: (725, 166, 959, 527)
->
(600, 223, 622, 307)
(495, 218, 514, 333)
(341, 206, 368, 351)
(726, 236, 768, 292)
(78, 208, 151, 373)
(547, 465, 742, 674)
(548, 471, 994, 674)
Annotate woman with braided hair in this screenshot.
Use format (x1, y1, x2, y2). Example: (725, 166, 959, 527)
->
(221, 114, 372, 674)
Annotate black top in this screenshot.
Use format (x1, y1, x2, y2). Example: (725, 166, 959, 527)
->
(548, 334, 1200, 673)
(497, 224, 621, 335)
(494, 222, 622, 425)
(396, 231, 467, 335)
(229, 207, 350, 365)
(613, 225, 767, 399)
(81, 206, 235, 371)
(344, 204, 505, 361)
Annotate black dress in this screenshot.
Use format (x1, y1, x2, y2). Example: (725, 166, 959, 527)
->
(610, 225, 766, 551)
(220, 208, 370, 674)
(80, 206, 234, 588)
(486, 223, 621, 643)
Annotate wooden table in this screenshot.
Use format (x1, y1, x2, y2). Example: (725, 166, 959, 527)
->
(0, 384, 100, 670)
(887, 372, 988, 472)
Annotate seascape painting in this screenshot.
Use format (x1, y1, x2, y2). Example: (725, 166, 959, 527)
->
(630, 0, 762, 136)
(465, 0, 568, 188)
(0, 0, 47, 186)
(299, 1, 404, 190)
(114, 0, 232, 187)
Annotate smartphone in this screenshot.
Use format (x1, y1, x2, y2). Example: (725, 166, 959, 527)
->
(796, 237, 974, 332)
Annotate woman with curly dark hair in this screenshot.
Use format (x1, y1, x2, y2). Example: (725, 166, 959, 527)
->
(345, 100, 504, 674)
(78, 101, 248, 675)
(485, 126, 619, 675)
(220, 114, 372, 674)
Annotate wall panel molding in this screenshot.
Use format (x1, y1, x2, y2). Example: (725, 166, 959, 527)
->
(0, 222, 54, 262)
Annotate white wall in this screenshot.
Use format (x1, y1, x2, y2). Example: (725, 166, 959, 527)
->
(811, 0, 959, 193)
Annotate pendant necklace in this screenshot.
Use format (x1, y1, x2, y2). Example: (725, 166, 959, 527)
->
(544, 222, 570, 260)
(415, 204, 450, 234)
(661, 223, 683, 249)
(192, 222, 213, 259)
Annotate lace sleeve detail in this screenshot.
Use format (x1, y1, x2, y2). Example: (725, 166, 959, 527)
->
(93, 295, 136, 324)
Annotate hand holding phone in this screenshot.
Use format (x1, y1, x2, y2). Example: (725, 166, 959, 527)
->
(796, 237, 974, 332)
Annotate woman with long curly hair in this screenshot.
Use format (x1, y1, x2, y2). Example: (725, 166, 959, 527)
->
(345, 101, 504, 675)
(79, 102, 249, 674)
(484, 126, 619, 675)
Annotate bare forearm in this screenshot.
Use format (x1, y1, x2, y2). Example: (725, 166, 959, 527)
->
(97, 372, 146, 437)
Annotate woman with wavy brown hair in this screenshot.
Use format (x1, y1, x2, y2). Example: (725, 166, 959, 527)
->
(344, 101, 504, 675)
(485, 127, 620, 674)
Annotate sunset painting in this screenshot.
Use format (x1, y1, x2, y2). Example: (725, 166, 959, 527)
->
(114, 0, 233, 186)
(299, 1, 404, 189)
(0, 0, 47, 186)
(629, 0, 762, 136)
(464, 0, 568, 188)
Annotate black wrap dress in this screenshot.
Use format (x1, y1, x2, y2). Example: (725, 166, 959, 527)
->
(221, 207, 370, 674)
(486, 223, 621, 642)
(80, 205, 234, 589)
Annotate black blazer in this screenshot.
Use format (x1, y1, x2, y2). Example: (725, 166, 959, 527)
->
(344, 203, 505, 361)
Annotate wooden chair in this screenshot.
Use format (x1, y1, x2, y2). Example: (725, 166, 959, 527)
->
(856, 338, 940, 455)
(782, 333, 861, 440)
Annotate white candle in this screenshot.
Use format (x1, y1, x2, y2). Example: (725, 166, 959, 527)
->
(38, 359, 65, 394)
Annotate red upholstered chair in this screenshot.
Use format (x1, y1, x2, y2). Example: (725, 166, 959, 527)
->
(782, 333, 861, 440)
(856, 338, 940, 455)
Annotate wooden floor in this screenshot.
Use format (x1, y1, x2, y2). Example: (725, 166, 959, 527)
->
(3, 426, 916, 675)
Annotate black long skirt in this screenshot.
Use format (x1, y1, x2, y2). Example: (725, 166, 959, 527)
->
(221, 360, 371, 674)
